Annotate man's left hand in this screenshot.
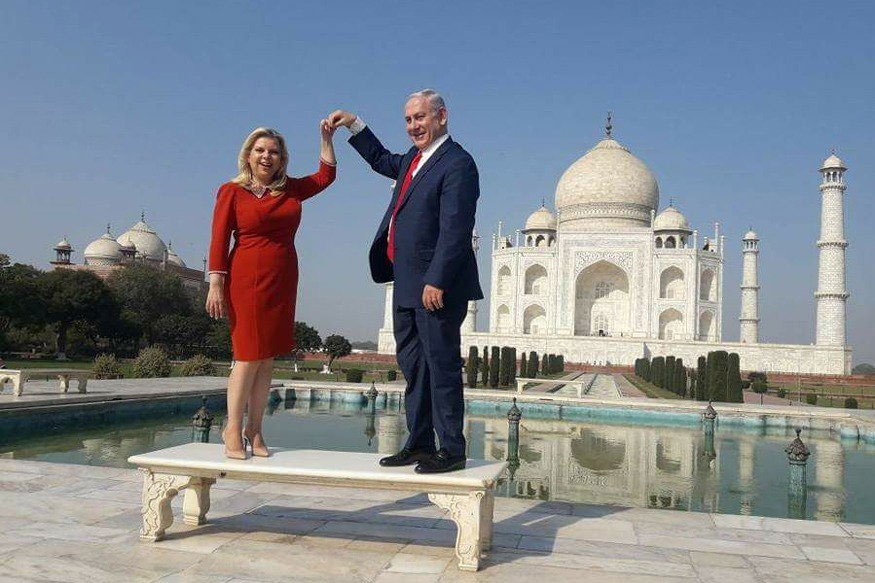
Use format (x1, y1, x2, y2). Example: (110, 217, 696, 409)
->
(422, 285, 444, 311)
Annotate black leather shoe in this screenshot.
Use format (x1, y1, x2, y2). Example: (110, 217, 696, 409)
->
(379, 448, 436, 467)
(414, 449, 466, 473)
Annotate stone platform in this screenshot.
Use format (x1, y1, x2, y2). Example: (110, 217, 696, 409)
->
(0, 458, 873, 581)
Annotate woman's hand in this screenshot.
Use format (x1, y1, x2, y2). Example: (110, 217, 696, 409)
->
(320, 118, 337, 166)
(205, 280, 227, 320)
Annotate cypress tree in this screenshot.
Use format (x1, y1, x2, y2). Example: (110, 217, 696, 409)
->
(509, 347, 517, 386)
(727, 352, 743, 403)
(651, 357, 665, 387)
(558, 354, 565, 372)
(674, 358, 685, 395)
(519, 350, 527, 378)
(541, 353, 549, 376)
(489, 346, 500, 388)
(665, 356, 676, 389)
(689, 372, 697, 400)
(465, 346, 479, 388)
(697, 356, 707, 400)
(499, 347, 512, 386)
(642, 358, 651, 382)
(709, 351, 729, 402)
(480, 347, 489, 386)
(529, 351, 539, 377)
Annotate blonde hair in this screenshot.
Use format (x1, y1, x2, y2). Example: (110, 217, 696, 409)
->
(232, 127, 289, 193)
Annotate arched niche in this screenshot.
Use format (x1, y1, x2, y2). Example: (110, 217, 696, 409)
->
(658, 308, 683, 340)
(524, 264, 548, 295)
(659, 266, 685, 300)
(574, 261, 630, 337)
(522, 304, 546, 335)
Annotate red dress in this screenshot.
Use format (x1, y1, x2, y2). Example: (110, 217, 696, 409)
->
(208, 162, 336, 360)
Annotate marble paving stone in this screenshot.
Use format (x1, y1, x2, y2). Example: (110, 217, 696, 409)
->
(633, 521, 794, 545)
(0, 537, 108, 560)
(41, 477, 129, 497)
(186, 537, 395, 582)
(492, 513, 638, 545)
(789, 533, 855, 549)
(494, 550, 697, 577)
(7, 520, 131, 544)
(145, 528, 245, 555)
(208, 512, 326, 537)
(800, 545, 863, 564)
(747, 556, 875, 582)
(0, 469, 45, 483)
(384, 552, 453, 574)
(694, 566, 762, 583)
(688, 551, 750, 568)
(711, 515, 764, 530)
(517, 535, 690, 563)
(0, 490, 131, 524)
(236, 531, 296, 544)
(0, 533, 43, 556)
(202, 492, 281, 518)
(0, 553, 159, 583)
(603, 506, 715, 528)
(437, 556, 693, 583)
(347, 537, 408, 554)
(375, 572, 442, 583)
(844, 538, 875, 566)
(77, 542, 206, 576)
(637, 534, 804, 559)
(399, 543, 456, 558)
(315, 519, 457, 546)
(841, 522, 875, 539)
(760, 517, 847, 537)
(154, 573, 235, 583)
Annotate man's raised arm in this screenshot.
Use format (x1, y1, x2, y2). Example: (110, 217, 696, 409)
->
(328, 110, 404, 179)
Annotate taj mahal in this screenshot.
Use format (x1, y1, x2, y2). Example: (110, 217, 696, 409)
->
(377, 119, 852, 375)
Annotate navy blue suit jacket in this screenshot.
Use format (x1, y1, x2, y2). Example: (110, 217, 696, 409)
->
(350, 127, 484, 309)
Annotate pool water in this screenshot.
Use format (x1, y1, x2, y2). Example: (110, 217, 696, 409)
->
(2, 398, 873, 524)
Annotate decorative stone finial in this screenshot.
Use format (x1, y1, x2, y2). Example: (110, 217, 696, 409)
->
(785, 428, 811, 465)
(605, 111, 613, 137)
(668, 197, 674, 208)
(191, 396, 214, 429)
(703, 401, 717, 420)
(141, 209, 146, 222)
(366, 381, 378, 400)
(106, 223, 111, 234)
(507, 397, 521, 423)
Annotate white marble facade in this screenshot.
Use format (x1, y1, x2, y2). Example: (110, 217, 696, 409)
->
(377, 123, 852, 375)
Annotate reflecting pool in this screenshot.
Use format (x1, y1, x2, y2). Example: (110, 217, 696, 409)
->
(2, 398, 873, 524)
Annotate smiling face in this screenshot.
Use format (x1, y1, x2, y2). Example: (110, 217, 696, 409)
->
(248, 137, 282, 185)
(404, 96, 447, 150)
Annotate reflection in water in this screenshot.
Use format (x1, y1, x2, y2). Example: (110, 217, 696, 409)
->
(1, 399, 872, 524)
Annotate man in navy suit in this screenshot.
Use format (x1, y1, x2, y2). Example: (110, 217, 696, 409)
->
(329, 90, 482, 473)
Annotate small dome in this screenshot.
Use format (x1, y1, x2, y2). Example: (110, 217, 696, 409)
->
(653, 206, 691, 232)
(54, 238, 72, 250)
(165, 242, 186, 268)
(821, 153, 845, 170)
(117, 217, 167, 261)
(555, 135, 659, 228)
(83, 233, 122, 265)
(524, 204, 557, 231)
(743, 229, 759, 240)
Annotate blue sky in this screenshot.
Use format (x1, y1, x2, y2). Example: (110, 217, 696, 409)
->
(2, 1, 874, 363)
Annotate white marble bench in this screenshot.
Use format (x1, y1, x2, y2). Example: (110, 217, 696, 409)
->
(0, 368, 90, 397)
(128, 443, 507, 572)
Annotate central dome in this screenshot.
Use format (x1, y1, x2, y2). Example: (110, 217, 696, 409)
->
(555, 136, 659, 229)
(117, 218, 167, 262)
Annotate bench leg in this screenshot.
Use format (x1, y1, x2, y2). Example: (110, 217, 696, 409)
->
(480, 491, 494, 552)
(182, 477, 215, 526)
(59, 375, 69, 393)
(428, 491, 484, 572)
(139, 469, 196, 541)
(13, 375, 25, 397)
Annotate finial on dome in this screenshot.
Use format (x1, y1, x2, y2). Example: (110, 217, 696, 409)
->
(668, 198, 674, 208)
(106, 223, 111, 234)
(541, 197, 546, 208)
(605, 111, 613, 137)
(141, 209, 146, 222)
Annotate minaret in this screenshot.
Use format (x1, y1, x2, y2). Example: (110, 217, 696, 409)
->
(739, 229, 760, 343)
(815, 153, 849, 346)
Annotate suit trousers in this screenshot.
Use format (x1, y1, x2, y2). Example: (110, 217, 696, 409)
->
(393, 300, 467, 457)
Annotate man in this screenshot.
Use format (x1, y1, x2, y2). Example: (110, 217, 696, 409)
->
(329, 90, 482, 473)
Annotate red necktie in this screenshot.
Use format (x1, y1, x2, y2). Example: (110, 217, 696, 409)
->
(387, 151, 422, 262)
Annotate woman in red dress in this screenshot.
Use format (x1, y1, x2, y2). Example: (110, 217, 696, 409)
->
(206, 123, 336, 459)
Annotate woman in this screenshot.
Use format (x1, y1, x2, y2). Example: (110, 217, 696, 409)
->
(206, 122, 336, 459)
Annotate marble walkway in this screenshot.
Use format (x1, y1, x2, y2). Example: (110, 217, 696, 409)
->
(0, 458, 873, 582)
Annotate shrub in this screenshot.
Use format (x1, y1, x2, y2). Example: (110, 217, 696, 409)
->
(641, 358, 651, 382)
(709, 351, 729, 402)
(465, 346, 479, 387)
(509, 347, 517, 386)
(489, 346, 500, 388)
(541, 353, 548, 376)
(387, 369, 397, 381)
(844, 397, 858, 409)
(345, 368, 364, 383)
(558, 355, 565, 372)
(92, 353, 122, 379)
(179, 354, 215, 377)
(132, 346, 171, 378)
(674, 359, 685, 395)
(665, 356, 675, 389)
(805, 393, 818, 406)
(519, 351, 527, 378)
(528, 351, 539, 377)
(776, 387, 787, 399)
